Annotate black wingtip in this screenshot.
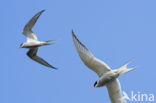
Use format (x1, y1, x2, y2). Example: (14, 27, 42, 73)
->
(39, 10, 45, 14)
(72, 29, 76, 38)
(49, 65, 58, 70)
(72, 29, 74, 32)
(71, 30, 79, 42)
(71, 30, 89, 51)
(32, 10, 45, 21)
(72, 29, 74, 35)
(52, 67, 58, 70)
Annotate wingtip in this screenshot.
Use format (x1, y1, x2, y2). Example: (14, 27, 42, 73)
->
(41, 9, 45, 12)
(72, 29, 75, 35)
(39, 10, 45, 15)
(71, 30, 77, 39)
(52, 67, 58, 70)
(49, 65, 58, 70)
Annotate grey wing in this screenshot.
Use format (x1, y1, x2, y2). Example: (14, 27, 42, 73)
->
(106, 79, 126, 103)
(23, 10, 45, 40)
(27, 48, 57, 69)
(72, 30, 111, 77)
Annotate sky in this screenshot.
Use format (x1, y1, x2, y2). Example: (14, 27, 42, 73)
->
(1, 0, 156, 103)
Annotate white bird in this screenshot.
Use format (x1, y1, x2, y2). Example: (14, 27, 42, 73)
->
(20, 10, 57, 69)
(72, 30, 135, 103)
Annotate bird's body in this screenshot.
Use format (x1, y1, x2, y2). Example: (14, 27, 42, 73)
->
(97, 70, 119, 87)
(72, 30, 135, 103)
(21, 40, 54, 48)
(20, 10, 57, 69)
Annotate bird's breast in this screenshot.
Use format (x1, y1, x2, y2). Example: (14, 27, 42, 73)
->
(98, 73, 118, 87)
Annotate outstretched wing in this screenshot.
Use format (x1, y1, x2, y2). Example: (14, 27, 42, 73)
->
(72, 30, 111, 77)
(23, 10, 45, 41)
(106, 79, 126, 103)
(27, 48, 57, 69)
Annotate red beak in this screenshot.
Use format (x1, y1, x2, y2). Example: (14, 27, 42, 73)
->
(92, 86, 96, 90)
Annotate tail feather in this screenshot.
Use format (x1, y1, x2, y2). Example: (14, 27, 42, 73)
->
(46, 40, 56, 44)
(116, 59, 135, 75)
(42, 40, 57, 45)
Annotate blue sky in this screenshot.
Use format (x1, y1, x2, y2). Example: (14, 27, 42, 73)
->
(1, 0, 156, 103)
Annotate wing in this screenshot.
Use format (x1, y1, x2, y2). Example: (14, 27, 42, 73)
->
(106, 79, 126, 103)
(72, 30, 111, 77)
(23, 10, 45, 40)
(27, 48, 57, 69)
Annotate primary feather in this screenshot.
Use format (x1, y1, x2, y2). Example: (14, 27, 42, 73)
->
(23, 10, 45, 41)
(27, 48, 57, 69)
(72, 30, 111, 77)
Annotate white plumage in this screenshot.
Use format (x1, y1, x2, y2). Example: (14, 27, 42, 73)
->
(72, 30, 135, 103)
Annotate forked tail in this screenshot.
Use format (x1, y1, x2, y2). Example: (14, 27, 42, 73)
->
(43, 40, 56, 45)
(46, 40, 56, 44)
(116, 59, 135, 75)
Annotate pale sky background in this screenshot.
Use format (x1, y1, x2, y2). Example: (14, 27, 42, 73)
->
(1, 0, 156, 103)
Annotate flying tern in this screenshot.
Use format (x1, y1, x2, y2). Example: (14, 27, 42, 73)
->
(72, 30, 135, 103)
(20, 10, 57, 69)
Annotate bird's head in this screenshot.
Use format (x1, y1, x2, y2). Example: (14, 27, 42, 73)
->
(93, 81, 99, 89)
(93, 79, 106, 89)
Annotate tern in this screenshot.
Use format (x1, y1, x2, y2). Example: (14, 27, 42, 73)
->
(20, 10, 57, 69)
(72, 30, 135, 103)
